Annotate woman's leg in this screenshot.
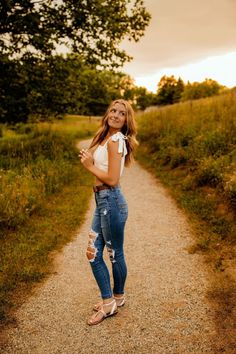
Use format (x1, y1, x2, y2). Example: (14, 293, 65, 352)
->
(86, 202, 118, 325)
(100, 188, 128, 297)
(86, 206, 113, 299)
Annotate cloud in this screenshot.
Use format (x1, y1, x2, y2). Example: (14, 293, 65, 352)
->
(135, 51, 236, 92)
(122, 0, 236, 77)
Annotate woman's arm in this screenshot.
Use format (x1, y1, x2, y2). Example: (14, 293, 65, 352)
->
(80, 140, 122, 186)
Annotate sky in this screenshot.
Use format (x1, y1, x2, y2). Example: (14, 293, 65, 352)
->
(121, 0, 236, 92)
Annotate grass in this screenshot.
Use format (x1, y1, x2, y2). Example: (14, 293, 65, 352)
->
(0, 115, 99, 325)
(0, 167, 94, 324)
(136, 91, 236, 265)
(135, 92, 236, 351)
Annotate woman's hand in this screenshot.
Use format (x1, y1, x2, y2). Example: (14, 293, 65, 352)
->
(79, 149, 94, 170)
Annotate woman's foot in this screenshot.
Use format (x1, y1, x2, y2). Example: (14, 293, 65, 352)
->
(114, 295, 125, 307)
(93, 295, 125, 311)
(88, 299, 118, 326)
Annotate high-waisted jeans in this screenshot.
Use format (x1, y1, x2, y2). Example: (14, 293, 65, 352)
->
(86, 186, 128, 299)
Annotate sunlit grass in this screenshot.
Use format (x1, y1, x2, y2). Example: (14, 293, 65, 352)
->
(136, 91, 236, 261)
(0, 115, 99, 323)
(34, 115, 100, 139)
(0, 167, 94, 323)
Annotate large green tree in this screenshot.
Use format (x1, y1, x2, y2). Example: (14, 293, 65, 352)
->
(0, 1, 151, 122)
(0, 0, 151, 67)
(156, 75, 184, 105)
(132, 86, 156, 110)
(0, 54, 138, 122)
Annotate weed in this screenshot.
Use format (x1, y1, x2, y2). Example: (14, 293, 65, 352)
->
(214, 256, 225, 271)
(169, 147, 188, 168)
(136, 91, 236, 249)
(0, 115, 99, 323)
(194, 158, 223, 188)
(223, 173, 236, 209)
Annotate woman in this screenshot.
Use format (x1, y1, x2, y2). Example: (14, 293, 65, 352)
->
(79, 99, 138, 326)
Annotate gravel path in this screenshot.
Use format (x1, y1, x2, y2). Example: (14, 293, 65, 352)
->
(2, 141, 218, 353)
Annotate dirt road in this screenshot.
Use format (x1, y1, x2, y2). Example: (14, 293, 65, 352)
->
(2, 140, 218, 353)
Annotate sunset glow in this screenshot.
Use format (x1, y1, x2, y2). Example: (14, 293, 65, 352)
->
(135, 51, 236, 93)
(121, 0, 236, 93)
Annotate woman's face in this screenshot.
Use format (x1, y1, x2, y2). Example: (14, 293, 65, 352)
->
(107, 102, 127, 131)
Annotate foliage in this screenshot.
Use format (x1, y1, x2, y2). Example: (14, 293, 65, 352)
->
(0, 0, 151, 67)
(181, 79, 223, 101)
(0, 54, 136, 123)
(0, 116, 99, 228)
(136, 91, 236, 241)
(156, 75, 185, 105)
(0, 115, 98, 322)
(194, 157, 224, 188)
(0, 0, 151, 123)
(224, 173, 236, 207)
(0, 56, 29, 123)
(146, 76, 225, 107)
(0, 133, 75, 227)
(0, 166, 94, 323)
(133, 86, 157, 110)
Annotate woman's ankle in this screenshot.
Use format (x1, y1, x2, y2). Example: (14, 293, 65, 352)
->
(113, 294, 124, 299)
(113, 294, 125, 307)
(103, 297, 115, 305)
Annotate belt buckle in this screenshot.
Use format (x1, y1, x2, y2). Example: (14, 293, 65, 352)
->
(93, 185, 98, 192)
(93, 184, 107, 193)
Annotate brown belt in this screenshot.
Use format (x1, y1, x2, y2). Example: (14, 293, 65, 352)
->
(93, 184, 119, 193)
(93, 184, 111, 193)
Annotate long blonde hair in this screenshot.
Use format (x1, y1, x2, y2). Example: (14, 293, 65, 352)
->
(90, 99, 138, 166)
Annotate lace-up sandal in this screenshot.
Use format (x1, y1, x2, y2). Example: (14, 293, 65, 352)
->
(88, 299, 118, 326)
(93, 295, 125, 311)
(114, 295, 125, 307)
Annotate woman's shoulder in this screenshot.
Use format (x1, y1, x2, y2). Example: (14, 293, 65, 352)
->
(108, 132, 128, 155)
(110, 132, 127, 142)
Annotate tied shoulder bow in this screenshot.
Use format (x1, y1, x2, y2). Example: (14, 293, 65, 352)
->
(111, 132, 128, 155)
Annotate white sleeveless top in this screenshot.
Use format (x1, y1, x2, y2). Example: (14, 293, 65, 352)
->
(93, 132, 128, 176)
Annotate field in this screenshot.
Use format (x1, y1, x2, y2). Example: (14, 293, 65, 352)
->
(1, 94, 236, 324)
(0, 115, 99, 323)
(136, 91, 236, 264)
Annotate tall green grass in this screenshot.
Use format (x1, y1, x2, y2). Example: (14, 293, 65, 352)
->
(0, 116, 99, 229)
(0, 130, 78, 228)
(136, 91, 236, 248)
(0, 116, 99, 323)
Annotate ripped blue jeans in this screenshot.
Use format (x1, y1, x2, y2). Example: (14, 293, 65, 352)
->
(86, 186, 128, 299)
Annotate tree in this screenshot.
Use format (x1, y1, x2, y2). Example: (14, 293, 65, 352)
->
(132, 87, 156, 110)
(0, 54, 139, 122)
(1, 1, 151, 122)
(0, 0, 151, 67)
(156, 75, 184, 105)
(181, 79, 222, 101)
(173, 77, 185, 102)
(0, 55, 29, 123)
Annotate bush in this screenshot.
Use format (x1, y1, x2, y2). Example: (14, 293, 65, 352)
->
(179, 132, 194, 147)
(14, 123, 34, 135)
(0, 169, 45, 227)
(31, 158, 76, 195)
(0, 130, 78, 171)
(181, 175, 194, 191)
(0, 128, 81, 229)
(136, 91, 236, 246)
(170, 147, 188, 168)
(224, 174, 236, 209)
(202, 130, 231, 157)
(194, 158, 223, 187)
